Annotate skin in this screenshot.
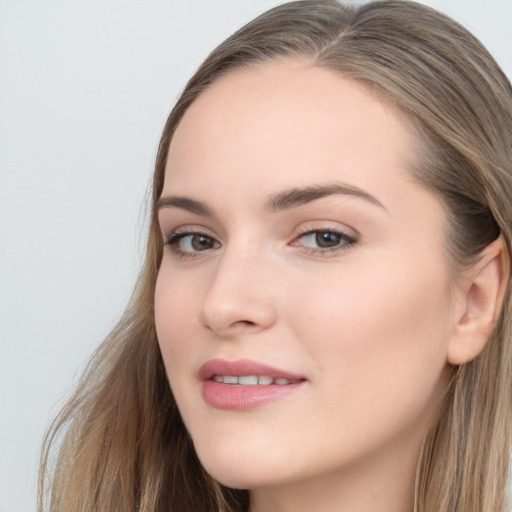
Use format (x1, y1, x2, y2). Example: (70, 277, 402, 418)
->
(154, 60, 473, 512)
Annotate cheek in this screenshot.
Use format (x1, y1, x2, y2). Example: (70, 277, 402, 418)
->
(154, 267, 201, 374)
(286, 255, 453, 423)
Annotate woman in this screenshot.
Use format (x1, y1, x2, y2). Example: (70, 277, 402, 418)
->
(39, 1, 512, 511)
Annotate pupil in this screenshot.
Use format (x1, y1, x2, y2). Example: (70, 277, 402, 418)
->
(192, 235, 213, 251)
(316, 232, 340, 248)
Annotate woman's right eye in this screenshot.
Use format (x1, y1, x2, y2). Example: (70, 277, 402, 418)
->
(164, 232, 221, 257)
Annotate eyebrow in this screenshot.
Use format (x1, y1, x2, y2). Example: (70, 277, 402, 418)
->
(156, 196, 214, 217)
(156, 182, 385, 216)
(266, 182, 386, 212)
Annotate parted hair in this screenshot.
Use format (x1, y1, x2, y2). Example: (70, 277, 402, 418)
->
(39, 1, 512, 511)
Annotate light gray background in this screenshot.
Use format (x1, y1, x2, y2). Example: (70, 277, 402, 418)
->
(1, 1, 511, 511)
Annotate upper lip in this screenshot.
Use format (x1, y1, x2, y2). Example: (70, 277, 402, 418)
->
(198, 358, 305, 381)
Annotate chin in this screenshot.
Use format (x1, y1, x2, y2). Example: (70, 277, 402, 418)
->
(201, 459, 269, 490)
(194, 440, 287, 490)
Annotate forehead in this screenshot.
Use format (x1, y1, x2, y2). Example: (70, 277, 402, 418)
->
(164, 60, 424, 214)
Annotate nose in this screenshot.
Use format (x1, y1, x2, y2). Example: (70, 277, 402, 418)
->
(199, 248, 277, 338)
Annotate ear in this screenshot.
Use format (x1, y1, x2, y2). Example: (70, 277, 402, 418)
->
(447, 237, 509, 366)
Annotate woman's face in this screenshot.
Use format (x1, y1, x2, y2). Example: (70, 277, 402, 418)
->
(155, 61, 457, 498)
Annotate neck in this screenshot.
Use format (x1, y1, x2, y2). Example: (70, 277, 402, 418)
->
(249, 432, 420, 512)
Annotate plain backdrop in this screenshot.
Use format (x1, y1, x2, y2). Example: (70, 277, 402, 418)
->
(1, 1, 511, 511)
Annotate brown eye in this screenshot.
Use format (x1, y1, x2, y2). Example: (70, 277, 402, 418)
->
(315, 231, 343, 248)
(189, 234, 217, 251)
(294, 229, 357, 255)
(165, 232, 221, 255)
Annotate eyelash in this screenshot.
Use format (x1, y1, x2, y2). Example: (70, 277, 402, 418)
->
(163, 227, 357, 259)
(292, 228, 357, 256)
(164, 231, 219, 259)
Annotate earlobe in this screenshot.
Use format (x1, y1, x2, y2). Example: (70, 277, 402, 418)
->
(447, 237, 509, 366)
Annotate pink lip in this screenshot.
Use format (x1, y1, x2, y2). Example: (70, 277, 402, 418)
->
(199, 358, 304, 381)
(199, 358, 306, 411)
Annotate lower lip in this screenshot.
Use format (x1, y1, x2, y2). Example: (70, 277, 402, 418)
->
(202, 379, 305, 411)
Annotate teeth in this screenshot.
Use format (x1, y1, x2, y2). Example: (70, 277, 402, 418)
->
(238, 375, 258, 385)
(211, 375, 295, 385)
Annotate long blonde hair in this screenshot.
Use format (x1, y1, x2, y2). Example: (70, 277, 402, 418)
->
(39, 1, 512, 511)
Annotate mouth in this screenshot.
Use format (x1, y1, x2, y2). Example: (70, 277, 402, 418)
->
(199, 357, 305, 383)
(199, 358, 307, 410)
(211, 375, 302, 386)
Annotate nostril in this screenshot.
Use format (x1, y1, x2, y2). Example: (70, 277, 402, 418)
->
(221, 319, 259, 331)
(238, 320, 257, 326)
(199, 276, 277, 335)
(231, 320, 259, 329)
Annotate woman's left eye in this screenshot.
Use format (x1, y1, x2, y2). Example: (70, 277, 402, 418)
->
(293, 229, 357, 254)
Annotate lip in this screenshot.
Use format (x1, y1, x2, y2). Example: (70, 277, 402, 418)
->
(199, 358, 304, 381)
(199, 358, 306, 411)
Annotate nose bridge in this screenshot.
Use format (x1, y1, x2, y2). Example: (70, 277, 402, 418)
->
(200, 238, 277, 335)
